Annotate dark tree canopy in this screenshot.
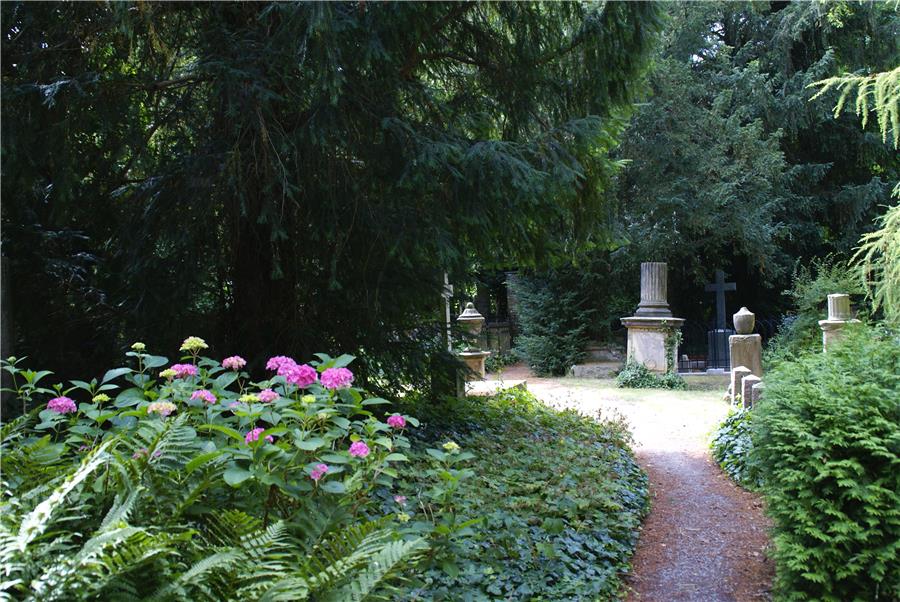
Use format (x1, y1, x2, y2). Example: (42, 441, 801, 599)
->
(1, 2, 664, 389)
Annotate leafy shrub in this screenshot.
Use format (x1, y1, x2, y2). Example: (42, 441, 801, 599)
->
(509, 269, 593, 376)
(710, 408, 761, 489)
(764, 256, 866, 369)
(484, 350, 518, 374)
(0, 339, 462, 600)
(751, 325, 900, 601)
(615, 360, 686, 390)
(397, 387, 649, 600)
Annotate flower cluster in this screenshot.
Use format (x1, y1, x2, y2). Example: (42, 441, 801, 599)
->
(442, 441, 460, 454)
(239, 393, 260, 403)
(191, 389, 217, 404)
(131, 342, 146, 352)
(310, 463, 329, 481)
(245, 427, 274, 444)
(258, 388, 279, 403)
(266, 355, 319, 388)
(349, 441, 370, 458)
(387, 414, 406, 429)
(222, 355, 246, 371)
(148, 401, 177, 417)
(265, 356, 295, 372)
(170, 363, 198, 379)
(180, 336, 208, 353)
(92, 393, 111, 404)
(160, 368, 177, 380)
(321, 367, 353, 390)
(47, 396, 77, 414)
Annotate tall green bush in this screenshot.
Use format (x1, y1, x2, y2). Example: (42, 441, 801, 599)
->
(752, 326, 900, 600)
(510, 269, 594, 376)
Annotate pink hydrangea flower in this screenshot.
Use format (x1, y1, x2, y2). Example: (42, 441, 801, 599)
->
(349, 441, 370, 458)
(321, 367, 354, 390)
(394, 495, 407, 505)
(310, 463, 329, 481)
(285, 363, 318, 388)
(170, 363, 198, 379)
(266, 355, 296, 372)
(258, 388, 279, 403)
(47, 396, 77, 414)
(245, 427, 274, 445)
(386, 414, 406, 429)
(222, 355, 247, 371)
(190, 389, 217, 404)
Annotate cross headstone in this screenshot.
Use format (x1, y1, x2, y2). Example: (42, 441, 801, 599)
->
(705, 269, 736, 330)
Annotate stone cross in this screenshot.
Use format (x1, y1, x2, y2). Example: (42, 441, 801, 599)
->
(705, 270, 736, 330)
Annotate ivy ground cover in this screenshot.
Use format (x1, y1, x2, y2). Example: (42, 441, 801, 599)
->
(397, 387, 649, 600)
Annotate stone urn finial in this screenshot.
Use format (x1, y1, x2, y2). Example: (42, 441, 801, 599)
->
(457, 302, 485, 351)
(733, 307, 755, 334)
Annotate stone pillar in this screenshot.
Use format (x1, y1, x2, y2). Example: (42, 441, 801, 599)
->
(457, 302, 490, 382)
(621, 263, 684, 373)
(731, 365, 751, 405)
(636, 262, 672, 317)
(818, 293, 859, 352)
(741, 374, 762, 409)
(751, 381, 765, 407)
(729, 307, 762, 377)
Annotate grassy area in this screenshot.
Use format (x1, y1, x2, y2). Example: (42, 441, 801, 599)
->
(397, 387, 649, 601)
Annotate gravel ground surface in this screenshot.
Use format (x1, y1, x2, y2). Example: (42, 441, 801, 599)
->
(492, 366, 774, 602)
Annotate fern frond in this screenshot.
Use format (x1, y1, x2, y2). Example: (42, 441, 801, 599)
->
(321, 537, 429, 602)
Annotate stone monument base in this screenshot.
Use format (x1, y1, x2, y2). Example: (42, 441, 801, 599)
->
(459, 350, 491, 381)
(729, 334, 762, 377)
(621, 316, 685, 374)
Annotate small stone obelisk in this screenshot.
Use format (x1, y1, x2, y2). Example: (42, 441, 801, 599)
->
(621, 263, 684, 373)
(818, 293, 859, 351)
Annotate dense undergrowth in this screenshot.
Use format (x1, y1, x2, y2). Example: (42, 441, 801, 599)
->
(398, 386, 649, 600)
(0, 339, 648, 601)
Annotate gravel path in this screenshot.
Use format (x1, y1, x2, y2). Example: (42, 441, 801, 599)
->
(493, 368, 774, 601)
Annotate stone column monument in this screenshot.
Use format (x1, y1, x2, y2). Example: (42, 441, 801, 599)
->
(729, 307, 762, 377)
(621, 262, 684, 373)
(818, 293, 859, 351)
(457, 302, 491, 381)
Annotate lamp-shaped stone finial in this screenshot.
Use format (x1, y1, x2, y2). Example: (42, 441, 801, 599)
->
(456, 302, 490, 381)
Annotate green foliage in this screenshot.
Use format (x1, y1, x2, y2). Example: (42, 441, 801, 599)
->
(751, 325, 900, 601)
(853, 200, 900, 325)
(710, 408, 762, 489)
(396, 387, 649, 600)
(615, 360, 686, 390)
(483, 350, 517, 374)
(764, 256, 866, 368)
(510, 269, 594, 376)
(0, 2, 664, 393)
(810, 66, 900, 148)
(0, 340, 456, 600)
(614, 1, 899, 317)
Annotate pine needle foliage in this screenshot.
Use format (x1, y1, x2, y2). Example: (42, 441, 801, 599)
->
(810, 67, 900, 148)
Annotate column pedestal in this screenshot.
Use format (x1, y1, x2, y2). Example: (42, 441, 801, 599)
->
(729, 334, 762, 377)
(459, 350, 491, 381)
(621, 317, 684, 374)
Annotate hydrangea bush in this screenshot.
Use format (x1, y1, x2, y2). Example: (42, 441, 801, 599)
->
(0, 338, 467, 600)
